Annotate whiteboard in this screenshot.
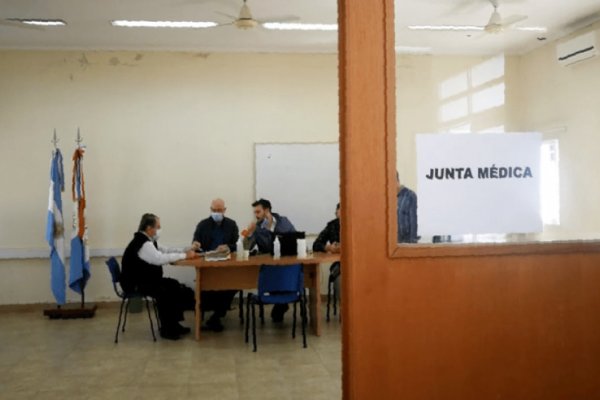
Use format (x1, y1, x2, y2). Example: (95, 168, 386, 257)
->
(255, 143, 340, 235)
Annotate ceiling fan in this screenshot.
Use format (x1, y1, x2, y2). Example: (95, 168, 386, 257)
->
(212, 0, 299, 29)
(412, 0, 538, 35)
(481, 0, 527, 34)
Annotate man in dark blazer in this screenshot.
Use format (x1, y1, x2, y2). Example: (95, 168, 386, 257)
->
(192, 198, 239, 332)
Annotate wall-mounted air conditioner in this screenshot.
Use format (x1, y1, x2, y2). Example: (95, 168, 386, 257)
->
(556, 31, 598, 66)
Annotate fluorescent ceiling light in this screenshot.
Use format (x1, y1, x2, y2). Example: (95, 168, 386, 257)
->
(9, 19, 66, 26)
(515, 27, 547, 32)
(408, 25, 547, 33)
(395, 46, 432, 54)
(409, 25, 484, 31)
(111, 20, 217, 28)
(262, 22, 338, 31)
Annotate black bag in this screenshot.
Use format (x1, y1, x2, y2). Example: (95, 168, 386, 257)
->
(274, 232, 306, 256)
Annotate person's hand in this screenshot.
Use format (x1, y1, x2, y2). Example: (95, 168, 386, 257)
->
(191, 241, 201, 251)
(216, 244, 229, 252)
(185, 250, 199, 259)
(326, 243, 341, 254)
(247, 221, 257, 235)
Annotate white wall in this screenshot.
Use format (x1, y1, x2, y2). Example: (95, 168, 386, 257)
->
(2, 24, 599, 304)
(516, 22, 600, 241)
(0, 50, 339, 304)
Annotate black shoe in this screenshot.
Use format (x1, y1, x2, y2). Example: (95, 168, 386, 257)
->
(160, 328, 181, 341)
(271, 304, 289, 323)
(202, 318, 224, 333)
(176, 323, 191, 335)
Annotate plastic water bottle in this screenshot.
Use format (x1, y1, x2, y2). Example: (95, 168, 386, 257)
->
(273, 237, 281, 260)
(236, 236, 244, 260)
(297, 238, 307, 259)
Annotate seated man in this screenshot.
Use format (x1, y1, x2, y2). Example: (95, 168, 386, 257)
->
(121, 213, 198, 340)
(192, 198, 239, 332)
(246, 198, 296, 255)
(246, 198, 296, 322)
(313, 203, 341, 299)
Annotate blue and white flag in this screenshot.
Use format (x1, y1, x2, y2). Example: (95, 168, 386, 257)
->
(46, 149, 66, 305)
(69, 147, 91, 294)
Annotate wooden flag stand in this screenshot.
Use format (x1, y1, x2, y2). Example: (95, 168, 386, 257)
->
(43, 286, 97, 319)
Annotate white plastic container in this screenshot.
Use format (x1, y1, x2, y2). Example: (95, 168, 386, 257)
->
(297, 238, 307, 259)
(236, 236, 244, 260)
(273, 237, 281, 260)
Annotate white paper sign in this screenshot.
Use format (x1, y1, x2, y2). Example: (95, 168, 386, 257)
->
(416, 133, 542, 236)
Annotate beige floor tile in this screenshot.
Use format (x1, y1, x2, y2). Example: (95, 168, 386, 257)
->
(0, 304, 341, 400)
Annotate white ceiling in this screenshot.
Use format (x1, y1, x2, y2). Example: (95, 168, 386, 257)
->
(0, 0, 599, 55)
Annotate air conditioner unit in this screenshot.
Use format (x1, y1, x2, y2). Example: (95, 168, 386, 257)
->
(556, 31, 598, 66)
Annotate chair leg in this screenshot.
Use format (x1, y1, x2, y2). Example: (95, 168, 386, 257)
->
(145, 298, 157, 342)
(333, 280, 338, 317)
(153, 299, 161, 331)
(245, 294, 252, 344)
(301, 291, 307, 349)
(292, 302, 297, 339)
(259, 303, 265, 325)
(251, 300, 258, 352)
(326, 279, 332, 322)
(238, 290, 244, 324)
(122, 298, 130, 332)
(114, 297, 126, 344)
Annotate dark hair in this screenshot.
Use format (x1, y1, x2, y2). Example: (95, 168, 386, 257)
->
(336, 203, 340, 210)
(138, 213, 158, 232)
(252, 198, 272, 211)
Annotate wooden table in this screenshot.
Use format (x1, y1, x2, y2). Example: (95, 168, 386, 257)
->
(175, 252, 340, 340)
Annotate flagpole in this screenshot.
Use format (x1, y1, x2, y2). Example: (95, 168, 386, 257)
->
(45, 128, 96, 319)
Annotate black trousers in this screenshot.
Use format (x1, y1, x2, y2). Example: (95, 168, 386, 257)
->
(201, 290, 237, 320)
(138, 277, 187, 330)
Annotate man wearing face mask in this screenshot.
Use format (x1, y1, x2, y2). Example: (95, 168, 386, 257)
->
(121, 213, 199, 340)
(191, 198, 239, 332)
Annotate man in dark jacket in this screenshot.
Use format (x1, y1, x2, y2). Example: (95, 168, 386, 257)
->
(246, 198, 297, 322)
(313, 203, 341, 254)
(313, 203, 341, 301)
(397, 174, 418, 243)
(246, 198, 296, 254)
(121, 213, 198, 340)
(191, 198, 239, 332)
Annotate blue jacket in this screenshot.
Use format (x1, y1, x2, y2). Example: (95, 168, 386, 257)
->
(397, 187, 418, 243)
(251, 213, 296, 254)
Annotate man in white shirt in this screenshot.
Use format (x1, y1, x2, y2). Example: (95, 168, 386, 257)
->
(121, 213, 198, 340)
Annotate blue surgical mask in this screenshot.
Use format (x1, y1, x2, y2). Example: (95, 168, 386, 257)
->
(211, 212, 224, 223)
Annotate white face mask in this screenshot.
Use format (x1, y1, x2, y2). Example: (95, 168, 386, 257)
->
(211, 212, 224, 223)
(153, 229, 161, 241)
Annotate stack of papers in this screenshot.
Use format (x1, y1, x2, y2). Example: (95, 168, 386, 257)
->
(204, 249, 231, 262)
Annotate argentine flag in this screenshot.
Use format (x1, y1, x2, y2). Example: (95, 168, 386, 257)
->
(46, 149, 66, 305)
(69, 147, 91, 294)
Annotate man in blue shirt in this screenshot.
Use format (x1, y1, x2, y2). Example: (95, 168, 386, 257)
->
(397, 174, 418, 243)
(246, 198, 296, 322)
(192, 198, 239, 332)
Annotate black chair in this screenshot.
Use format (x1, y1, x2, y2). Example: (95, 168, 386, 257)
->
(245, 264, 307, 352)
(105, 257, 159, 343)
(326, 262, 341, 322)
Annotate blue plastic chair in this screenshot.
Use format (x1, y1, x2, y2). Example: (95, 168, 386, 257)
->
(245, 264, 307, 352)
(105, 257, 159, 343)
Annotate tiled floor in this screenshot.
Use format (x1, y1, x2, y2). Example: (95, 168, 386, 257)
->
(0, 303, 342, 400)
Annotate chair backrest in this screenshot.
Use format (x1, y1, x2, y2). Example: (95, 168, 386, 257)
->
(105, 257, 121, 283)
(257, 264, 304, 298)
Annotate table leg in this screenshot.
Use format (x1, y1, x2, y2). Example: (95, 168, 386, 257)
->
(307, 263, 322, 336)
(195, 267, 201, 341)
